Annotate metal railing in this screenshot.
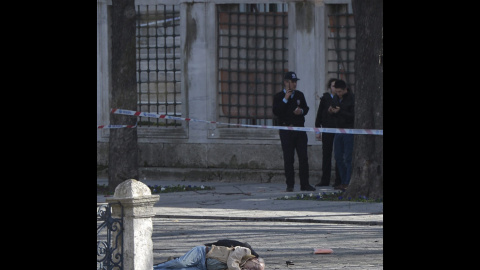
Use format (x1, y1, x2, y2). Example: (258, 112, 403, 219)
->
(217, 3, 288, 126)
(97, 202, 124, 270)
(136, 4, 182, 128)
(327, 4, 356, 91)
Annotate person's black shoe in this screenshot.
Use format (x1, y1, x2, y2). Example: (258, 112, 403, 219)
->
(315, 182, 329, 187)
(286, 187, 294, 192)
(301, 185, 316, 191)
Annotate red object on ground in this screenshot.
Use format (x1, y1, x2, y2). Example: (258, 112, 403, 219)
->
(313, 248, 333, 254)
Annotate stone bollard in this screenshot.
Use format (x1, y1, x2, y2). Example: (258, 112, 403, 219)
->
(106, 179, 160, 270)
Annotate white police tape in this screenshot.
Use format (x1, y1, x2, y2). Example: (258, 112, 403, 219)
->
(97, 124, 136, 129)
(109, 108, 383, 135)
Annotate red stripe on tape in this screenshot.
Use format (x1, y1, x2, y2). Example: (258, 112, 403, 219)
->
(109, 108, 383, 135)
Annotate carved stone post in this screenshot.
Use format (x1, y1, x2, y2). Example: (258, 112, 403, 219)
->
(107, 179, 160, 270)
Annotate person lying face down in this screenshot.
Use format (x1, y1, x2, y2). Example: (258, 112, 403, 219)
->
(153, 243, 265, 270)
(204, 239, 260, 258)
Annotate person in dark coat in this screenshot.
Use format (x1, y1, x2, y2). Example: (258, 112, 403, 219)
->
(329, 80, 355, 190)
(314, 78, 342, 188)
(272, 71, 316, 192)
(204, 239, 260, 258)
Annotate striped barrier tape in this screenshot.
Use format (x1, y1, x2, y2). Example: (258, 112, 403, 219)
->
(108, 108, 383, 135)
(97, 125, 136, 129)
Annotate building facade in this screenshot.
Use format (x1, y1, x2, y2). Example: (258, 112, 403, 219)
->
(97, 0, 355, 182)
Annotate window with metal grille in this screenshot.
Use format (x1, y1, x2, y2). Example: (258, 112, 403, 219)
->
(135, 4, 181, 127)
(217, 4, 288, 127)
(327, 4, 356, 92)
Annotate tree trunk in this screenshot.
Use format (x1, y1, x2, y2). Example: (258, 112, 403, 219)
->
(345, 0, 383, 200)
(108, 0, 138, 193)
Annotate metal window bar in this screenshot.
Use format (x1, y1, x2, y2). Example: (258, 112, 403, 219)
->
(327, 4, 356, 92)
(136, 5, 181, 127)
(217, 4, 288, 127)
(97, 202, 124, 270)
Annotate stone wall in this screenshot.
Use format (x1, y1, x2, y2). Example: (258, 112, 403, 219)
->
(97, 0, 350, 183)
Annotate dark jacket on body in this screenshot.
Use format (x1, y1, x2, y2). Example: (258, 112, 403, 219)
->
(204, 239, 260, 258)
(315, 92, 336, 128)
(272, 90, 309, 127)
(331, 91, 354, 129)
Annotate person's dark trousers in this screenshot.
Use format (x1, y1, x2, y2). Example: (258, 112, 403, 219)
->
(319, 132, 335, 185)
(334, 133, 354, 185)
(279, 129, 310, 188)
(333, 164, 341, 187)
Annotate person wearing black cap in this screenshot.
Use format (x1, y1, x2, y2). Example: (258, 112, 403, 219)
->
(272, 71, 316, 192)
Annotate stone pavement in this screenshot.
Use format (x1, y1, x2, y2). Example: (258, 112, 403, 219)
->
(97, 178, 383, 269)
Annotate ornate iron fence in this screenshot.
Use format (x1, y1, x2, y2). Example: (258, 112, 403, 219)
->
(97, 202, 124, 270)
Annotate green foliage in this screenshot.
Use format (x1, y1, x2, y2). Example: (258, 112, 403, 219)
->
(97, 183, 215, 195)
(147, 184, 215, 194)
(97, 184, 112, 195)
(97, 165, 108, 171)
(276, 191, 383, 203)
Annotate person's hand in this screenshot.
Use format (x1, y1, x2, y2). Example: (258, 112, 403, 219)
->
(293, 107, 302, 115)
(285, 89, 294, 99)
(315, 133, 322, 141)
(329, 106, 339, 114)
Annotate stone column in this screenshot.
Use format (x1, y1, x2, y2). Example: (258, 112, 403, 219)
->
(97, 0, 111, 143)
(288, 1, 320, 143)
(106, 179, 160, 270)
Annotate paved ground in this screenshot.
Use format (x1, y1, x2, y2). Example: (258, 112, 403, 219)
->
(98, 178, 383, 269)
